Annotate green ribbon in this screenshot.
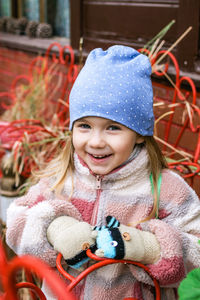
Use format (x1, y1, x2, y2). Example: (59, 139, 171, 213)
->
(150, 173, 162, 219)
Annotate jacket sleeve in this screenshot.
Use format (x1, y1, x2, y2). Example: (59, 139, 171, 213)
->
(130, 170, 200, 287)
(6, 178, 82, 267)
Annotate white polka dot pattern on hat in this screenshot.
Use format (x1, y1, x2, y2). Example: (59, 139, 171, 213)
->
(69, 45, 154, 136)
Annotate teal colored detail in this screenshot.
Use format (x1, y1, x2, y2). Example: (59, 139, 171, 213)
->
(69, 257, 90, 269)
(96, 229, 116, 258)
(107, 216, 119, 228)
(150, 173, 162, 219)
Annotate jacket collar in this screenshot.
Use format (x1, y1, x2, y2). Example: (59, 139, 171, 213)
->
(73, 147, 150, 190)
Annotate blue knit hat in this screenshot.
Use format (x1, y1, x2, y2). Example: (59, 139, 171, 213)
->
(69, 45, 154, 136)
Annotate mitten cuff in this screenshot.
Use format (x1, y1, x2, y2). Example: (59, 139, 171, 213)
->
(140, 230, 161, 264)
(120, 225, 160, 264)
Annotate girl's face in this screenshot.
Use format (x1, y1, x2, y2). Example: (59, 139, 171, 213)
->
(72, 116, 144, 175)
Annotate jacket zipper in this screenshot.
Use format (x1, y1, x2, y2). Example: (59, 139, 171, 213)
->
(91, 175, 102, 226)
(80, 175, 102, 300)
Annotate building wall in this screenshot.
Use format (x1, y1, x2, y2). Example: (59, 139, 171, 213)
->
(70, 0, 200, 86)
(0, 46, 35, 93)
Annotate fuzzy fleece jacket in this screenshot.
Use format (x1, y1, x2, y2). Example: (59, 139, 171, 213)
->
(6, 148, 200, 300)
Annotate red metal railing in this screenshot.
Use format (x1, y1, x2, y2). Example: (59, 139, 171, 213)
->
(0, 235, 160, 300)
(0, 43, 79, 128)
(0, 238, 76, 300)
(56, 250, 161, 300)
(150, 49, 200, 183)
(0, 43, 79, 181)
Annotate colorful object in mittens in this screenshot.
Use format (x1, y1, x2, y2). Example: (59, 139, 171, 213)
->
(92, 216, 160, 264)
(178, 268, 200, 299)
(92, 216, 129, 259)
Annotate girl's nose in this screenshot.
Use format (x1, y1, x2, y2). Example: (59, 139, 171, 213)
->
(88, 132, 106, 148)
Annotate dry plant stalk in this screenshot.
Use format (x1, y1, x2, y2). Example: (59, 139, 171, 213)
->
(144, 21, 200, 170)
(9, 124, 70, 193)
(1, 60, 64, 125)
(154, 98, 200, 166)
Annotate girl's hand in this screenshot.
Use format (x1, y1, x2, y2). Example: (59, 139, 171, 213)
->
(93, 216, 160, 264)
(47, 216, 96, 269)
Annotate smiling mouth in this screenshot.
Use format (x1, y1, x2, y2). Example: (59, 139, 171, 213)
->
(89, 153, 112, 159)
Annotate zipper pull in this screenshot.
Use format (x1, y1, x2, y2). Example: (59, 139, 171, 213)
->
(96, 175, 101, 189)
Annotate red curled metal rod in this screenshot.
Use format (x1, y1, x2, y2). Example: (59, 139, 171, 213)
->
(56, 250, 161, 300)
(168, 161, 200, 178)
(16, 282, 46, 300)
(5, 256, 76, 300)
(0, 92, 16, 110)
(0, 239, 76, 300)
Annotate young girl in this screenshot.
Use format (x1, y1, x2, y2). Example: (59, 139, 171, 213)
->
(6, 45, 200, 300)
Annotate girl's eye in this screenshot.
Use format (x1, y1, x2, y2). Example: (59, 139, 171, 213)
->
(107, 125, 121, 131)
(110, 241, 118, 247)
(78, 123, 91, 129)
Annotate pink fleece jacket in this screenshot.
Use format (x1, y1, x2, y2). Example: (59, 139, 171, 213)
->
(6, 148, 200, 299)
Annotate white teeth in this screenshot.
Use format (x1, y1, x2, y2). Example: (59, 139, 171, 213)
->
(92, 154, 109, 158)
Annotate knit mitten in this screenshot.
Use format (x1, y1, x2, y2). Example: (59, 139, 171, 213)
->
(47, 216, 96, 269)
(92, 216, 160, 264)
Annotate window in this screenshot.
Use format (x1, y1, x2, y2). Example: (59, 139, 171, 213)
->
(0, 1, 12, 17)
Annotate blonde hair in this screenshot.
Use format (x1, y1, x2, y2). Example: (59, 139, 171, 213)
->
(33, 134, 74, 195)
(141, 136, 168, 222)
